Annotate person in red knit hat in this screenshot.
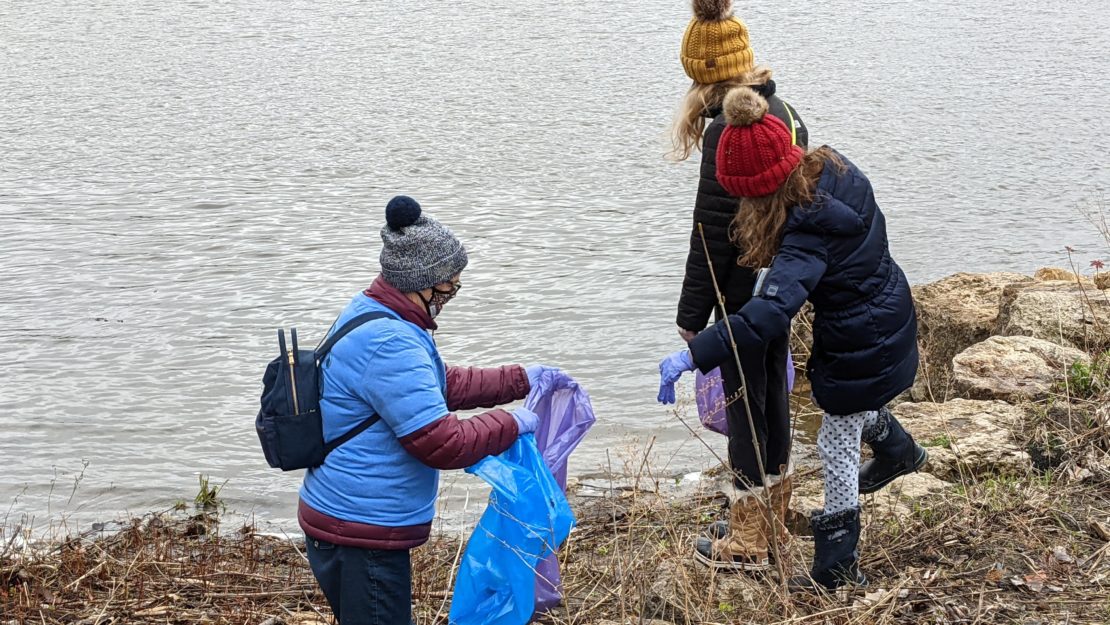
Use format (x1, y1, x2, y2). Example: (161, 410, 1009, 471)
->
(658, 86, 927, 591)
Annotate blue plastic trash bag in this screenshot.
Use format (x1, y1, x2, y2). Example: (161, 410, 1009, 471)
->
(449, 434, 575, 625)
(524, 369, 595, 612)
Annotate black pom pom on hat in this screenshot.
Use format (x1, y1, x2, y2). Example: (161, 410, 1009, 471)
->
(385, 195, 422, 230)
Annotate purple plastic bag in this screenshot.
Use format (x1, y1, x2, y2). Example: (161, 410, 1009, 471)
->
(696, 347, 796, 436)
(523, 369, 596, 614)
(695, 367, 730, 435)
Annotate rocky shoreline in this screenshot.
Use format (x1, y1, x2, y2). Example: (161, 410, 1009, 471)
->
(782, 269, 1110, 521)
(602, 268, 1110, 624)
(2, 269, 1109, 624)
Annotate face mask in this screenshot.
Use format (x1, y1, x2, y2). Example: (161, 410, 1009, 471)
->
(420, 282, 461, 319)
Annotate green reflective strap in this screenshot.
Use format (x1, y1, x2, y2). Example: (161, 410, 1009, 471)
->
(785, 102, 798, 146)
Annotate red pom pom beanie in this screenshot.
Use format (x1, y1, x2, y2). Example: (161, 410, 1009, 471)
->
(715, 87, 805, 197)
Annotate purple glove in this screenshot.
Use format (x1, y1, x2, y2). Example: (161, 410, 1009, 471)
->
(657, 349, 695, 405)
(525, 364, 562, 389)
(512, 407, 540, 435)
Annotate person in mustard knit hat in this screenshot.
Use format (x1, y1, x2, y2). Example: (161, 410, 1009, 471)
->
(667, 0, 809, 572)
(658, 86, 927, 591)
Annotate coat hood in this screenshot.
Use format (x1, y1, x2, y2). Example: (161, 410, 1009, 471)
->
(786, 150, 875, 237)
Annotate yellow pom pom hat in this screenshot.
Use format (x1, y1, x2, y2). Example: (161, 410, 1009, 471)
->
(680, 0, 756, 84)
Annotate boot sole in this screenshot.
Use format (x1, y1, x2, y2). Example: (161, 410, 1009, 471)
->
(859, 447, 929, 495)
(692, 548, 772, 571)
(788, 573, 869, 595)
(704, 527, 791, 563)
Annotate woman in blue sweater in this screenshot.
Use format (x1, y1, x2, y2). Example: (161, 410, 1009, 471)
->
(658, 87, 928, 590)
(300, 197, 550, 623)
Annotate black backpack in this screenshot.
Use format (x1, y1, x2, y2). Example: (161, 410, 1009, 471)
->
(256, 311, 389, 471)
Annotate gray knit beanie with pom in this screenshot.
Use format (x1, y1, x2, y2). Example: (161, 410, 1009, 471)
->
(379, 196, 468, 293)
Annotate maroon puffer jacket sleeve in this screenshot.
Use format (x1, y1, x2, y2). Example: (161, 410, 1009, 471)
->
(399, 409, 519, 470)
(445, 365, 530, 411)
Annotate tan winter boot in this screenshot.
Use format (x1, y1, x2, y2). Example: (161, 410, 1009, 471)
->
(764, 463, 795, 552)
(693, 489, 771, 571)
(709, 465, 795, 555)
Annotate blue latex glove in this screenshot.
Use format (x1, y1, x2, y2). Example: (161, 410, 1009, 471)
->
(512, 407, 540, 435)
(657, 349, 695, 405)
(525, 364, 562, 389)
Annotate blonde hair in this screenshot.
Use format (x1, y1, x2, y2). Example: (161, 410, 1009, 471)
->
(731, 147, 846, 268)
(669, 66, 773, 161)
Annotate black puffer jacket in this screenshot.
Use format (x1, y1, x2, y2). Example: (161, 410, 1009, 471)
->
(676, 80, 808, 331)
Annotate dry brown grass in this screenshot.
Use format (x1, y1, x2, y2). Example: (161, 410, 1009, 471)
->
(1, 511, 330, 624)
(5, 409, 1108, 625)
(531, 409, 1110, 625)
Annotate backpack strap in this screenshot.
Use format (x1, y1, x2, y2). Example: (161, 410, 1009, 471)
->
(316, 311, 393, 358)
(316, 310, 393, 451)
(324, 413, 381, 454)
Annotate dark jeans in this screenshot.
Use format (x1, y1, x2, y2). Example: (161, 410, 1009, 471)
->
(719, 335, 792, 489)
(306, 538, 412, 625)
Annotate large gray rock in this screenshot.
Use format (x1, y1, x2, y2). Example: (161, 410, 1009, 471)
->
(996, 280, 1110, 350)
(864, 472, 953, 518)
(911, 272, 1034, 400)
(952, 335, 1090, 401)
(893, 400, 1031, 481)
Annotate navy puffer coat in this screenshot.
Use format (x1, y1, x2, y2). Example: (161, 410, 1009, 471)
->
(689, 150, 918, 415)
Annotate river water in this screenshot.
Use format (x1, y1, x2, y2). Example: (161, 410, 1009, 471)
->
(2, 0, 1107, 533)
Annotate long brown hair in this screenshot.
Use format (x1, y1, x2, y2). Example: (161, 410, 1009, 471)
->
(669, 66, 773, 161)
(731, 146, 845, 268)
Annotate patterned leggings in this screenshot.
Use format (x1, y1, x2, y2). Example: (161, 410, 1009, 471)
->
(817, 409, 890, 515)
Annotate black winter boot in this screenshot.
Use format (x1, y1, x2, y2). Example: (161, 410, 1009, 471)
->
(788, 508, 867, 592)
(858, 408, 928, 494)
(707, 519, 729, 539)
